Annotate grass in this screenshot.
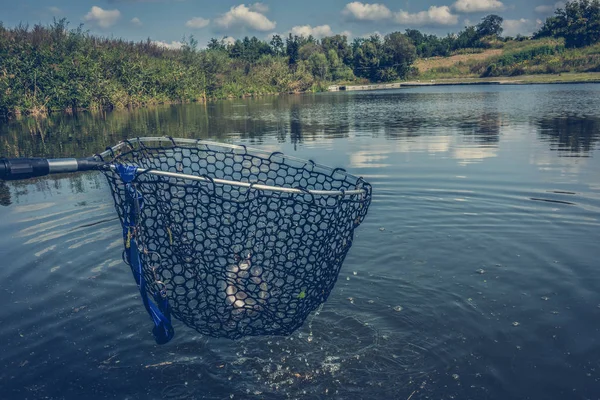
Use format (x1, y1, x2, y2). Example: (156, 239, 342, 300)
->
(414, 38, 600, 82)
(405, 72, 600, 85)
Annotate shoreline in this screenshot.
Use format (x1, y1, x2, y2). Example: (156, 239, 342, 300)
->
(6, 73, 600, 118)
(331, 73, 600, 92)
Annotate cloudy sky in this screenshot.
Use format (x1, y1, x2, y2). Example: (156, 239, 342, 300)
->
(3, 1, 564, 49)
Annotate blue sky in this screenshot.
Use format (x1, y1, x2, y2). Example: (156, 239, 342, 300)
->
(2, 1, 563, 48)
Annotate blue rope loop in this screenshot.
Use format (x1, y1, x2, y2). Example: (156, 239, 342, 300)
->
(117, 164, 175, 345)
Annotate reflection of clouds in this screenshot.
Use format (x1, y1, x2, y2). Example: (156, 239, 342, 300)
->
(391, 135, 452, 154)
(350, 150, 392, 168)
(349, 135, 498, 168)
(530, 152, 584, 178)
(453, 146, 498, 166)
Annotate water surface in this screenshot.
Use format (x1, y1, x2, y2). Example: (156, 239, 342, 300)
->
(1, 85, 600, 399)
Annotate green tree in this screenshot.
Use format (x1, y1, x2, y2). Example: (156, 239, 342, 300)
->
(269, 34, 284, 56)
(453, 26, 481, 50)
(286, 34, 300, 64)
(535, 0, 600, 47)
(321, 34, 353, 65)
(353, 35, 383, 81)
(476, 14, 504, 38)
(381, 32, 417, 80)
(308, 52, 329, 80)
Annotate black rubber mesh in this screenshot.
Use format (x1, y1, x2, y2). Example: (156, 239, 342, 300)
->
(103, 141, 372, 339)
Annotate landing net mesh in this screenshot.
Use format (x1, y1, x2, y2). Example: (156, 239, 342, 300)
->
(102, 140, 371, 339)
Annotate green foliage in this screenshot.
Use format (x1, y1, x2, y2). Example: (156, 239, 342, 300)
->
(402, 14, 504, 59)
(476, 15, 504, 38)
(535, 0, 600, 47)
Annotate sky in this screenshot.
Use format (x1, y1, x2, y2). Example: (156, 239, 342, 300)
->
(1, 0, 565, 49)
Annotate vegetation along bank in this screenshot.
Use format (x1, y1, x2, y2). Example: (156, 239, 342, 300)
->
(1, 0, 599, 117)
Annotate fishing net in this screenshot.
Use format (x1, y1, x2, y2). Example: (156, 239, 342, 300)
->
(101, 138, 372, 340)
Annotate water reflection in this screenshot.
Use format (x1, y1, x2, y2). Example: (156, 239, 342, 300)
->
(458, 113, 502, 144)
(0, 180, 11, 206)
(536, 115, 600, 156)
(0, 85, 599, 163)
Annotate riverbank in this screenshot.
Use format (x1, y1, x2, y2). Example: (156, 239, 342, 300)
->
(404, 72, 600, 86)
(328, 72, 600, 91)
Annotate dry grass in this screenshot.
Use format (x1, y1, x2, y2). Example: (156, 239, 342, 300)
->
(404, 72, 600, 85)
(414, 49, 503, 73)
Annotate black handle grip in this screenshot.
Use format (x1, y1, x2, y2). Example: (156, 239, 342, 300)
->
(0, 157, 105, 181)
(0, 158, 50, 181)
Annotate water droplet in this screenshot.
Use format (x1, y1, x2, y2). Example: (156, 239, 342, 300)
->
(393, 306, 403, 312)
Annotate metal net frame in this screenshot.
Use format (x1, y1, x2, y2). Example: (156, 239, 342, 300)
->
(100, 138, 372, 340)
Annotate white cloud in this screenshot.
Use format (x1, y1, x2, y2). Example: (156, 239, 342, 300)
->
(453, 0, 504, 13)
(290, 24, 334, 39)
(223, 36, 236, 46)
(131, 17, 142, 27)
(185, 17, 210, 29)
(394, 6, 459, 26)
(502, 18, 541, 37)
(534, 2, 565, 13)
(342, 2, 392, 21)
(48, 6, 62, 15)
(249, 2, 269, 13)
(83, 6, 121, 28)
(152, 40, 184, 50)
(214, 4, 276, 32)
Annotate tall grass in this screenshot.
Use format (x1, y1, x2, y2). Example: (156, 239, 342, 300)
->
(0, 21, 317, 117)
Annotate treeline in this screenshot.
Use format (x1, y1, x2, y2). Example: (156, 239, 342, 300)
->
(0, 19, 419, 116)
(1, 0, 599, 116)
(0, 15, 502, 116)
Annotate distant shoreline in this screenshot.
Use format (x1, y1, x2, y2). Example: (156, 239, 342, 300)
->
(329, 73, 600, 92)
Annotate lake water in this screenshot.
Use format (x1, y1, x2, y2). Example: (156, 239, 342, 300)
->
(1, 84, 600, 399)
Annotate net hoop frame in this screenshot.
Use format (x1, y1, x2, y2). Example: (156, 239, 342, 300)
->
(97, 137, 369, 197)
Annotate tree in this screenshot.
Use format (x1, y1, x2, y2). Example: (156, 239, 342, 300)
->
(321, 34, 353, 65)
(353, 35, 383, 81)
(207, 38, 225, 51)
(454, 26, 481, 50)
(535, 0, 600, 47)
(269, 34, 284, 56)
(286, 34, 300, 64)
(476, 14, 504, 38)
(381, 32, 417, 80)
(308, 52, 329, 80)
(298, 42, 322, 61)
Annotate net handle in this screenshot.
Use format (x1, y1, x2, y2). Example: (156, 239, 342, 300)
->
(0, 157, 103, 181)
(1, 138, 369, 197)
(101, 137, 369, 197)
(123, 167, 366, 196)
